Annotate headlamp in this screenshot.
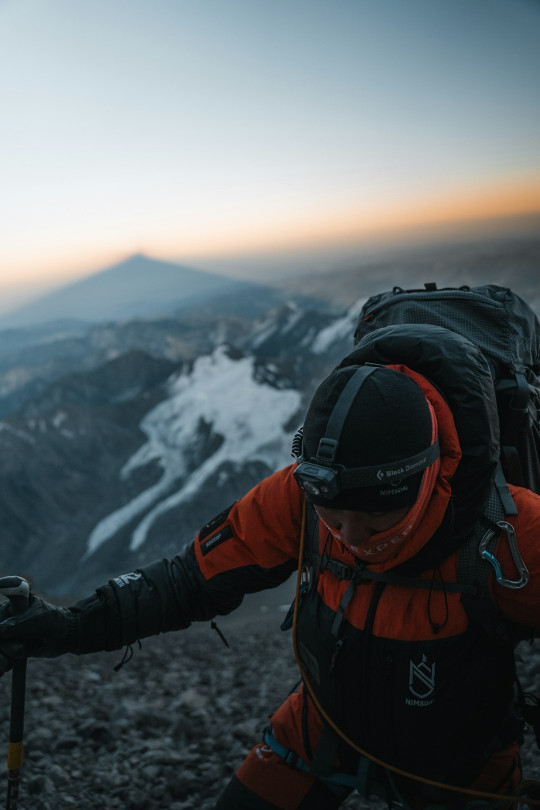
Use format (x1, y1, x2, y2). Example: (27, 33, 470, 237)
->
(294, 439, 439, 503)
(293, 462, 340, 499)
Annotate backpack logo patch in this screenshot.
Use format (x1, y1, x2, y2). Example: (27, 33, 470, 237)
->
(406, 654, 436, 707)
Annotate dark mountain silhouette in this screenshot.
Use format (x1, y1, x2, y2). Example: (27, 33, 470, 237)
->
(0, 254, 271, 328)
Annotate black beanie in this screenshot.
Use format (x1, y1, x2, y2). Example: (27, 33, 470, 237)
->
(301, 365, 434, 511)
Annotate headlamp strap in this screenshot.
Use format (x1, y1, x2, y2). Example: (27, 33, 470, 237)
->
(340, 438, 440, 488)
(316, 365, 379, 464)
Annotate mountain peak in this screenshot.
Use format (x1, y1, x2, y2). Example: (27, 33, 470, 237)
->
(0, 255, 239, 329)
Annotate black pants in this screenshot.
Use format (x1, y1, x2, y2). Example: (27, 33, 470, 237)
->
(215, 774, 348, 809)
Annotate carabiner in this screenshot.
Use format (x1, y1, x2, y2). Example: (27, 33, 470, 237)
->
(479, 521, 529, 590)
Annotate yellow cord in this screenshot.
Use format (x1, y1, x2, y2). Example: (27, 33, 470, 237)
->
(290, 502, 540, 808)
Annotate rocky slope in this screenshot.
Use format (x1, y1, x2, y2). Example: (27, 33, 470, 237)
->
(0, 588, 538, 810)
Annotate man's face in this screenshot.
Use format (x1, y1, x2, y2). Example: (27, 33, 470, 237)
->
(314, 504, 409, 552)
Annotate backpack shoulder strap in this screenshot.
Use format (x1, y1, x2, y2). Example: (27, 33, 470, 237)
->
(304, 501, 320, 566)
(492, 462, 519, 518)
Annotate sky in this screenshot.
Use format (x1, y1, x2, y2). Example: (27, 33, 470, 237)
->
(1, 0, 539, 313)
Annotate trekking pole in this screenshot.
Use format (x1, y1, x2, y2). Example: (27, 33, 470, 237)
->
(0, 577, 30, 810)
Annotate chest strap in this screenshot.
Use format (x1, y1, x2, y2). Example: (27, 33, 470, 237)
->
(316, 555, 476, 594)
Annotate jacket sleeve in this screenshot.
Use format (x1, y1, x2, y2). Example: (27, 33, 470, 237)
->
(489, 485, 540, 631)
(75, 464, 303, 650)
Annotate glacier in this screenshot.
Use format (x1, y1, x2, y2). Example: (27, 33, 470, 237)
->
(85, 346, 302, 556)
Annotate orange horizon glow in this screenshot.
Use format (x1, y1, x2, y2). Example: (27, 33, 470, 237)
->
(172, 174, 540, 260)
(3, 174, 540, 288)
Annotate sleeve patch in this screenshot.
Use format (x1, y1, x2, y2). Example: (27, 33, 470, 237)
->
(200, 525, 234, 557)
(198, 504, 235, 541)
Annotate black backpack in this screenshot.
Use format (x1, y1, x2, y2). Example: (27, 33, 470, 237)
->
(346, 282, 540, 748)
(353, 282, 540, 495)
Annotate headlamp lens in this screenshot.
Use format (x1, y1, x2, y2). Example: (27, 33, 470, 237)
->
(303, 480, 322, 497)
(293, 462, 340, 500)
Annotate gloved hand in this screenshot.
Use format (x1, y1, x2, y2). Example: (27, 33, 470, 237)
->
(0, 640, 26, 676)
(0, 595, 79, 675)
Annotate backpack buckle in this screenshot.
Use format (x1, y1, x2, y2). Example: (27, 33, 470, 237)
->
(479, 521, 529, 590)
(327, 561, 356, 580)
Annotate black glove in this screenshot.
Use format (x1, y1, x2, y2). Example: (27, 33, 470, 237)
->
(0, 546, 215, 676)
(0, 640, 26, 676)
(0, 595, 79, 674)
